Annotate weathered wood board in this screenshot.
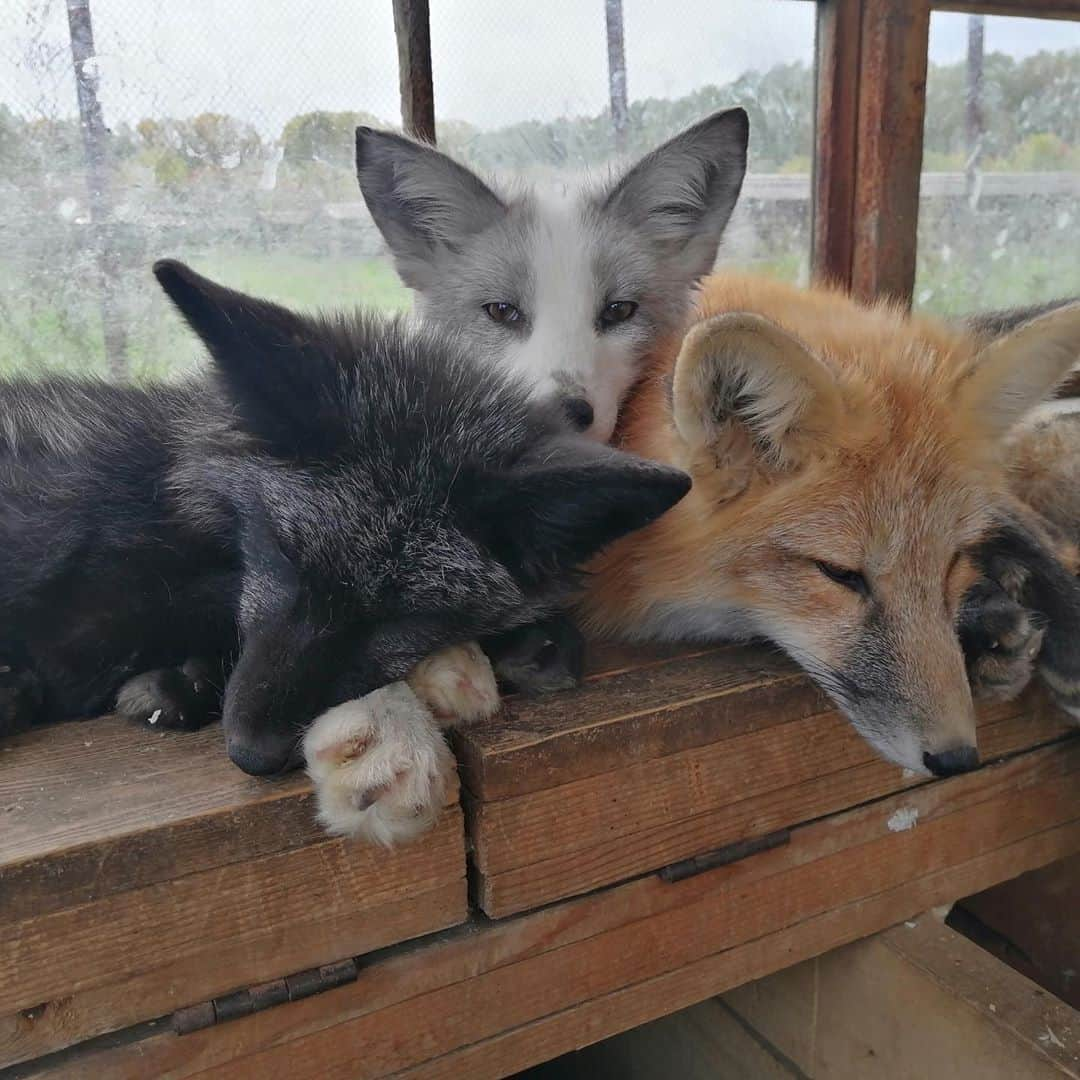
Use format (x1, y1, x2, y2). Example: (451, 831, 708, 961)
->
(0, 715, 467, 1068)
(26, 734, 1080, 1079)
(459, 643, 1074, 917)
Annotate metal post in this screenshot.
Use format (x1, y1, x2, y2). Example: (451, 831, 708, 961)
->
(66, 0, 128, 376)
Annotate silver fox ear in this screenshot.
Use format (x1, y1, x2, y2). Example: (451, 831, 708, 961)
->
(957, 302, 1080, 441)
(355, 126, 506, 290)
(672, 312, 841, 492)
(601, 108, 748, 283)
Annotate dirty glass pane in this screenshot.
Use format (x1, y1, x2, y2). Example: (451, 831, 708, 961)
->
(916, 12, 1080, 318)
(2, 0, 815, 381)
(1, 1, 404, 379)
(431, 0, 816, 284)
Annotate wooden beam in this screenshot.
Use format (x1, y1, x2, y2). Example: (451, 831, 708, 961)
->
(0, 716, 466, 1067)
(934, 1, 1080, 19)
(851, 0, 931, 305)
(811, 0, 863, 289)
(34, 739, 1080, 1078)
(725, 918, 1080, 1077)
(959, 852, 1080, 1010)
(392, 0, 436, 143)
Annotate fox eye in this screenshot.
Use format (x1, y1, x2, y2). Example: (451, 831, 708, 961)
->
(483, 302, 523, 325)
(815, 560, 870, 597)
(599, 300, 638, 328)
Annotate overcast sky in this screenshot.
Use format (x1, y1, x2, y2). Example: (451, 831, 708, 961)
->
(3, 1, 1079, 135)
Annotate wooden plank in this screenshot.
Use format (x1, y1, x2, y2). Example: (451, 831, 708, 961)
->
(400, 824, 1080, 1080)
(811, 0, 863, 289)
(725, 918, 1080, 1077)
(467, 683, 1070, 917)
(959, 852, 1080, 1010)
(35, 739, 1080, 1079)
(0, 716, 315, 922)
(524, 998, 797, 1079)
(459, 645, 821, 802)
(392, 0, 436, 142)
(851, 0, 931, 305)
(934, 1, 1080, 18)
(1, 807, 466, 1067)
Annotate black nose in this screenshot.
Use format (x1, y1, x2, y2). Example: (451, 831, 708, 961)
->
(562, 397, 595, 431)
(923, 746, 979, 778)
(228, 737, 300, 777)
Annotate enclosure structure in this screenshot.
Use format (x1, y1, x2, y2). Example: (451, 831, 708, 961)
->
(4, 1, 1080, 1077)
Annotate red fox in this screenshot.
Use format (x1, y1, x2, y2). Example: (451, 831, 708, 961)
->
(580, 274, 1080, 777)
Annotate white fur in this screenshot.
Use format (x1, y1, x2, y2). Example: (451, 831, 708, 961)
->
(495, 190, 641, 444)
(406, 642, 500, 727)
(303, 683, 454, 846)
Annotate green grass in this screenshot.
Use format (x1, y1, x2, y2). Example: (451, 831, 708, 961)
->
(1, 244, 1074, 381)
(0, 253, 411, 382)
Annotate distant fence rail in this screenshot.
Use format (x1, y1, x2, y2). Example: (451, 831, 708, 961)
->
(310, 171, 1080, 221)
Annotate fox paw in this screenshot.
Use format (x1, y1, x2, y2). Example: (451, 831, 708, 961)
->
(303, 683, 454, 845)
(0, 663, 43, 737)
(961, 585, 1045, 703)
(115, 658, 221, 732)
(406, 642, 500, 727)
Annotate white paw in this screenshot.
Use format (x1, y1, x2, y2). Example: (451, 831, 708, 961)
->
(302, 683, 454, 846)
(406, 642, 500, 728)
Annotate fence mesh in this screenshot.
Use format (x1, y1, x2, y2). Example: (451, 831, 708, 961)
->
(3, 2, 1076, 381)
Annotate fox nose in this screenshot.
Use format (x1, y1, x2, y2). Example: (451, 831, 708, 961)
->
(228, 736, 301, 776)
(562, 397, 595, 431)
(923, 746, 979, 778)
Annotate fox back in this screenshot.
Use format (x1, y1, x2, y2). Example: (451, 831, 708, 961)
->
(582, 274, 1080, 773)
(0, 261, 690, 774)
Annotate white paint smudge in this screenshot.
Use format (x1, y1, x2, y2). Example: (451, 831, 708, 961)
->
(1039, 1027, 1065, 1050)
(887, 806, 919, 832)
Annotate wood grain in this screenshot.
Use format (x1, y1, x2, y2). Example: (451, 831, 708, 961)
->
(35, 739, 1080, 1079)
(459, 644, 819, 802)
(725, 919, 1080, 1077)
(811, 0, 863, 289)
(0, 717, 314, 921)
(933, 1, 1080, 18)
(467, 679, 1070, 916)
(960, 852, 1080, 1010)
(851, 0, 931, 305)
(1, 808, 466, 1067)
(392, 0, 436, 142)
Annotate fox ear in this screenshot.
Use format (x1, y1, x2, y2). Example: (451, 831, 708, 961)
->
(672, 312, 841, 494)
(956, 303, 1080, 441)
(602, 108, 748, 283)
(154, 259, 341, 453)
(355, 126, 506, 290)
(475, 441, 691, 584)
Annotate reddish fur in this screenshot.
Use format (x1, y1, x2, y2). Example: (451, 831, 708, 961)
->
(577, 274, 1080, 765)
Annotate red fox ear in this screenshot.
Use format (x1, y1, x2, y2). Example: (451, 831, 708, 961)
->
(956, 303, 1080, 441)
(672, 312, 841, 485)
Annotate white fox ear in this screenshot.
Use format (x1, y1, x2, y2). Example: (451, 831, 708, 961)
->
(672, 312, 841, 490)
(956, 303, 1080, 440)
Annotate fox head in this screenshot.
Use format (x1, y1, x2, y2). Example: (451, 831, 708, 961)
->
(355, 110, 747, 443)
(585, 275, 1080, 775)
(154, 260, 690, 774)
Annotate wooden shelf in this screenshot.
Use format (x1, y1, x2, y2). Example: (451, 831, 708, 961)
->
(1, 716, 466, 1068)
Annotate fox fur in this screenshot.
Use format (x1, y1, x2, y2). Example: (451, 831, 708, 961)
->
(355, 109, 748, 443)
(580, 273, 1080, 775)
(0, 260, 690, 791)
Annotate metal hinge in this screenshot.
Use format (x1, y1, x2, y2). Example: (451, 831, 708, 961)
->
(172, 958, 358, 1035)
(658, 828, 791, 883)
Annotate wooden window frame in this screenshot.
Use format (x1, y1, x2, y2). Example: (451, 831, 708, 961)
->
(813, 0, 1080, 304)
(389, 0, 1080, 305)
